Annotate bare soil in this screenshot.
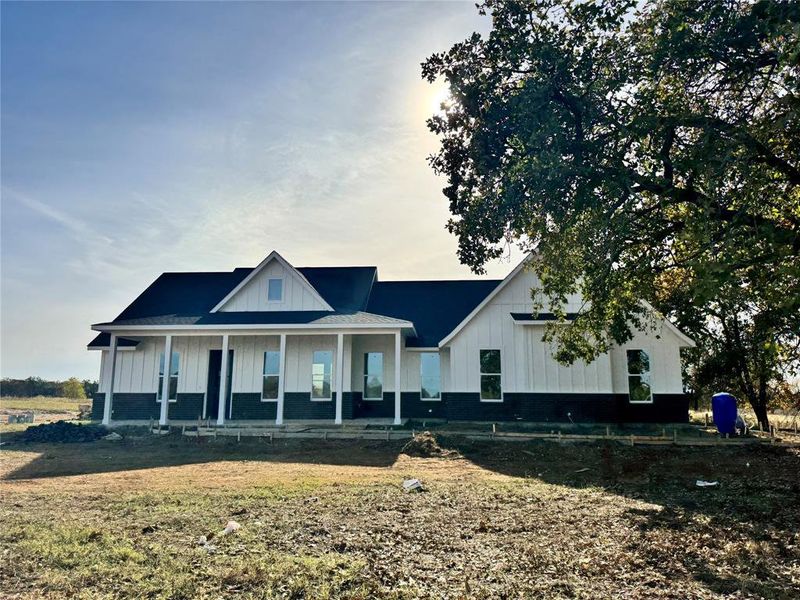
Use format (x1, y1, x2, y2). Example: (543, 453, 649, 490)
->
(1, 433, 798, 599)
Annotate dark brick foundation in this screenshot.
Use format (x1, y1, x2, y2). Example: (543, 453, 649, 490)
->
(230, 393, 277, 420)
(169, 393, 205, 420)
(401, 392, 446, 420)
(442, 392, 688, 423)
(353, 391, 395, 419)
(284, 392, 336, 420)
(91, 393, 105, 420)
(93, 389, 688, 424)
(110, 393, 159, 420)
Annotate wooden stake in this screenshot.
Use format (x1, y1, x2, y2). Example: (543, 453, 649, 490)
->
(673, 429, 677, 444)
(606, 425, 610, 438)
(630, 434, 634, 447)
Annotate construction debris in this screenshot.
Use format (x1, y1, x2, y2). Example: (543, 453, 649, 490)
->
(222, 520, 241, 535)
(401, 431, 456, 458)
(402, 478, 424, 493)
(103, 432, 123, 441)
(695, 480, 719, 487)
(18, 421, 108, 443)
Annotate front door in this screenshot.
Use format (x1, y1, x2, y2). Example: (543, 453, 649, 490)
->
(205, 349, 233, 419)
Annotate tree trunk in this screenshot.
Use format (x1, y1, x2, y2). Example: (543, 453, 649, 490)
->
(752, 399, 770, 431)
(752, 375, 770, 431)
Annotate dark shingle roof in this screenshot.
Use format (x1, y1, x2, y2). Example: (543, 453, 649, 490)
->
(366, 280, 502, 347)
(87, 333, 140, 348)
(94, 265, 501, 347)
(115, 271, 252, 321)
(95, 311, 409, 328)
(296, 266, 376, 312)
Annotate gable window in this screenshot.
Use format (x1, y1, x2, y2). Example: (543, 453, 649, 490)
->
(627, 349, 653, 403)
(262, 350, 281, 401)
(420, 352, 441, 400)
(311, 350, 333, 400)
(158, 351, 180, 402)
(363, 352, 383, 400)
(480, 349, 502, 401)
(267, 278, 283, 302)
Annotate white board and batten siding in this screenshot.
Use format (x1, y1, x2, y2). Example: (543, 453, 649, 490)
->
(219, 260, 329, 312)
(350, 335, 443, 394)
(444, 267, 685, 395)
(99, 337, 222, 395)
(609, 326, 685, 394)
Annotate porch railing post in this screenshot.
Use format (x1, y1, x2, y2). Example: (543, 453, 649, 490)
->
(159, 334, 172, 426)
(276, 333, 286, 425)
(102, 334, 117, 425)
(394, 331, 401, 425)
(216, 334, 229, 426)
(335, 333, 344, 425)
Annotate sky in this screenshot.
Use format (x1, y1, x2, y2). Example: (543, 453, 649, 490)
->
(1, 1, 517, 381)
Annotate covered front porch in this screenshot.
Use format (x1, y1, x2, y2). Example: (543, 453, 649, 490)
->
(93, 324, 414, 428)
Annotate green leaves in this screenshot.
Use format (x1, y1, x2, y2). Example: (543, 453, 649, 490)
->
(423, 0, 799, 421)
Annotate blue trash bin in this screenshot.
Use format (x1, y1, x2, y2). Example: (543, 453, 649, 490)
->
(712, 392, 737, 436)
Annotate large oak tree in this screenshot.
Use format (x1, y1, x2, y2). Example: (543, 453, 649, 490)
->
(423, 0, 800, 427)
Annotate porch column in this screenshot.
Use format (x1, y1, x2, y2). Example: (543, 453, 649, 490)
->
(159, 334, 172, 426)
(276, 333, 286, 425)
(102, 334, 117, 425)
(335, 333, 344, 425)
(216, 334, 229, 426)
(394, 331, 401, 425)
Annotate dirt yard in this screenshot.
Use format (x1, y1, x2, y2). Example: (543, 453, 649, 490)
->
(1, 432, 798, 599)
(0, 397, 84, 434)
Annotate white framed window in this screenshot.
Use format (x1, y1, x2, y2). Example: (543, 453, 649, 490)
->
(311, 350, 332, 400)
(479, 349, 502, 402)
(267, 278, 283, 302)
(626, 349, 653, 403)
(420, 352, 441, 400)
(363, 352, 383, 400)
(158, 351, 180, 403)
(262, 350, 280, 401)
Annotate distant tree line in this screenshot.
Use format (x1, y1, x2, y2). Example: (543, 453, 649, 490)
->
(0, 377, 98, 400)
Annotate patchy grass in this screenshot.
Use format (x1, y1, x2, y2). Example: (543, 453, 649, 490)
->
(1, 435, 798, 599)
(0, 397, 86, 437)
(0, 396, 85, 414)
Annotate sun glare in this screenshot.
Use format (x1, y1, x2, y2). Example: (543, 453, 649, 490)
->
(428, 82, 452, 116)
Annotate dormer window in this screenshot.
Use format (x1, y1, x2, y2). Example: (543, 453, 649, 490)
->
(267, 278, 283, 302)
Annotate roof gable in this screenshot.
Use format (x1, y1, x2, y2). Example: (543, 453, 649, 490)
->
(438, 256, 533, 347)
(211, 251, 333, 313)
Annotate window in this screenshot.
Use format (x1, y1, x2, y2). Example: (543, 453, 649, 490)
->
(363, 352, 383, 400)
(627, 349, 653, 403)
(311, 350, 332, 400)
(262, 351, 281, 401)
(158, 351, 180, 402)
(267, 278, 283, 302)
(480, 349, 502, 401)
(420, 352, 441, 400)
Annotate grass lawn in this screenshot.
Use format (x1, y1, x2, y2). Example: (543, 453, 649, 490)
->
(1, 433, 798, 599)
(0, 396, 85, 414)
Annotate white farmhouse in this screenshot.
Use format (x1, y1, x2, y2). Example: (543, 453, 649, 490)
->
(89, 251, 693, 425)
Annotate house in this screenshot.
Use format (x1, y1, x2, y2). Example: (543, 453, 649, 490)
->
(88, 251, 694, 426)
